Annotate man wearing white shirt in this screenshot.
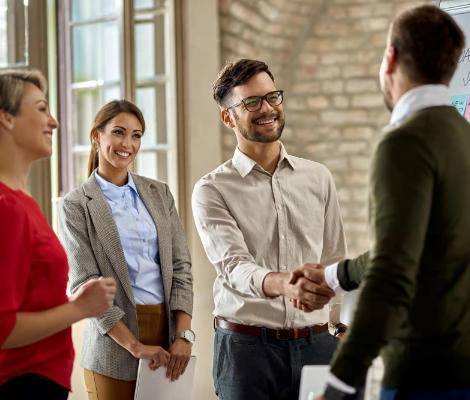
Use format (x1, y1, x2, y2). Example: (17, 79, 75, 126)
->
(192, 58, 348, 400)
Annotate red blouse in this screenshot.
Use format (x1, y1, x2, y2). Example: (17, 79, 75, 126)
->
(0, 182, 74, 390)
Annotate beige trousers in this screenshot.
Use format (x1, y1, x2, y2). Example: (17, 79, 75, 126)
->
(83, 303, 168, 400)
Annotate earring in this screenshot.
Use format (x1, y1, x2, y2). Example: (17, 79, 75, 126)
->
(9, 124, 14, 130)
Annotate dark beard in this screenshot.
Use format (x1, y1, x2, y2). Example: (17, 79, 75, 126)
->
(234, 111, 285, 143)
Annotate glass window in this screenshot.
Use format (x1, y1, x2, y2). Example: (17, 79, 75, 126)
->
(72, 22, 120, 82)
(59, 0, 178, 200)
(136, 150, 168, 182)
(136, 84, 168, 145)
(0, 0, 28, 68)
(135, 0, 167, 11)
(71, 0, 119, 23)
(135, 14, 166, 78)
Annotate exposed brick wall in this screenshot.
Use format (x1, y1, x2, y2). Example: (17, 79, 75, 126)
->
(218, 0, 431, 256)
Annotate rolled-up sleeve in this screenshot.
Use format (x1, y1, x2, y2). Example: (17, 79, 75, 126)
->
(192, 180, 271, 298)
(58, 197, 125, 334)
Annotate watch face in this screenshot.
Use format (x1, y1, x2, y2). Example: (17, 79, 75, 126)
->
(184, 329, 196, 342)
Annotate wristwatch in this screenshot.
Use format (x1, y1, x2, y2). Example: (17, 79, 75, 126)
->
(173, 329, 196, 343)
(334, 324, 347, 337)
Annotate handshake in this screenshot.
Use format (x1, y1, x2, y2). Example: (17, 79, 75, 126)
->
(286, 263, 335, 313)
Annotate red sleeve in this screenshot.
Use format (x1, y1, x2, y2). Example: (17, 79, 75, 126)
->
(0, 194, 32, 346)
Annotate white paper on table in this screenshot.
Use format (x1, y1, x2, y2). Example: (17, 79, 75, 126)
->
(134, 355, 196, 400)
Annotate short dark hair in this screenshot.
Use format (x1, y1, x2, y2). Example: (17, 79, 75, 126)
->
(390, 5, 465, 84)
(212, 59, 274, 107)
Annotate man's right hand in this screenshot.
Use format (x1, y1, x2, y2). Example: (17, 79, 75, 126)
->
(288, 263, 335, 312)
(262, 264, 335, 312)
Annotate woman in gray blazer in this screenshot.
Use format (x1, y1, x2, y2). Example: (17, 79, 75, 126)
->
(59, 100, 194, 400)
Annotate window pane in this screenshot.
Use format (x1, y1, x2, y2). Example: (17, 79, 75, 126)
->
(135, 16, 165, 78)
(136, 84, 167, 145)
(135, 0, 167, 11)
(0, 0, 28, 67)
(73, 152, 89, 187)
(156, 151, 168, 182)
(71, 0, 119, 23)
(136, 151, 168, 182)
(72, 89, 101, 146)
(73, 22, 120, 82)
(136, 152, 156, 180)
(72, 85, 121, 144)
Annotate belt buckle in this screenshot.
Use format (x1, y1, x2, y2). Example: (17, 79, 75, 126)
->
(275, 330, 283, 340)
(292, 328, 299, 339)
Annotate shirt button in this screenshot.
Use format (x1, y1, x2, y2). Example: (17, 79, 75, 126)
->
(142, 239, 146, 242)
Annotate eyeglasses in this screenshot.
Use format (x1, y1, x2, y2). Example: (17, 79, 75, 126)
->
(225, 90, 284, 112)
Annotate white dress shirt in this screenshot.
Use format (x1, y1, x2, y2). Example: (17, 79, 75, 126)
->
(192, 143, 347, 329)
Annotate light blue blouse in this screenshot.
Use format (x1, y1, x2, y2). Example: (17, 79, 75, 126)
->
(95, 171, 164, 304)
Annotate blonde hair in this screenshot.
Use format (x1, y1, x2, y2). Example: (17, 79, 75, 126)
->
(0, 69, 47, 115)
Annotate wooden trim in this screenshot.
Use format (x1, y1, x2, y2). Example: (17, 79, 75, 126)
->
(57, 0, 74, 196)
(27, 0, 53, 222)
(174, 0, 188, 228)
(123, 0, 136, 100)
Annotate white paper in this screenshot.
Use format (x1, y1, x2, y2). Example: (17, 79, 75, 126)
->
(134, 355, 196, 400)
(298, 365, 329, 400)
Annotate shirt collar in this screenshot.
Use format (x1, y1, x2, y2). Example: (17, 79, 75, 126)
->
(387, 84, 451, 130)
(94, 170, 139, 201)
(232, 142, 295, 178)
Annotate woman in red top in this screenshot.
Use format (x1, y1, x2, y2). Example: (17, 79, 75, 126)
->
(0, 70, 117, 399)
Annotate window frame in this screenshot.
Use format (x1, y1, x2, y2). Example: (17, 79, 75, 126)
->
(56, 0, 182, 208)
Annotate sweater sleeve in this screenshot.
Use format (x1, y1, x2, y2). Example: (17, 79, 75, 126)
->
(337, 251, 369, 291)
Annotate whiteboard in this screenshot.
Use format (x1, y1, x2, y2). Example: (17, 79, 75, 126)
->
(438, 1, 470, 120)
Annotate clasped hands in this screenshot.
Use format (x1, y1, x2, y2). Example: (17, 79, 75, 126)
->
(286, 263, 335, 312)
(132, 338, 192, 381)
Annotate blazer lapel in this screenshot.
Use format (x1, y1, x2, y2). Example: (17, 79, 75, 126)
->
(83, 176, 136, 306)
(132, 174, 172, 300)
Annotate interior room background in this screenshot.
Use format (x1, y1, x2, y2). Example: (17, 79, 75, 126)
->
(2, 0, 446, 398)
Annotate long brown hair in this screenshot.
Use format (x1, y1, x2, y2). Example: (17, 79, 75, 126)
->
(87, 99, 146, 177)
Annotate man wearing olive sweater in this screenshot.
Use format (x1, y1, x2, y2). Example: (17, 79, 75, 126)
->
(316, 5, 470, 400)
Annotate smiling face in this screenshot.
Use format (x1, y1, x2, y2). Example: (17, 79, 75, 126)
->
(93, 112, 143, 185)
(9, 82, 59, 162)
(222, 72, 285, 148)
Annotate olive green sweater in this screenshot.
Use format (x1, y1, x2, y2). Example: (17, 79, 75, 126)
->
(333, 106, 470, 389)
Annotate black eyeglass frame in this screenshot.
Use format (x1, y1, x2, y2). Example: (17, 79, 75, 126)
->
(225, 90, 284, 112)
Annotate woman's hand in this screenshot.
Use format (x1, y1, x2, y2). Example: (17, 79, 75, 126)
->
(166, 339, 192, 381)
(132, 342, 170, 370)
(69, 277, 116, 318)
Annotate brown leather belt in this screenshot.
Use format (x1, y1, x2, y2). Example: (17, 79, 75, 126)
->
(214, 316, 328, 340)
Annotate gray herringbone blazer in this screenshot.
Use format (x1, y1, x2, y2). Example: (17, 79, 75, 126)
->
(58, 172, 193, 381)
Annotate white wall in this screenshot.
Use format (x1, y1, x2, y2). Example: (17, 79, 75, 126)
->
(181, 0, 221, 398)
